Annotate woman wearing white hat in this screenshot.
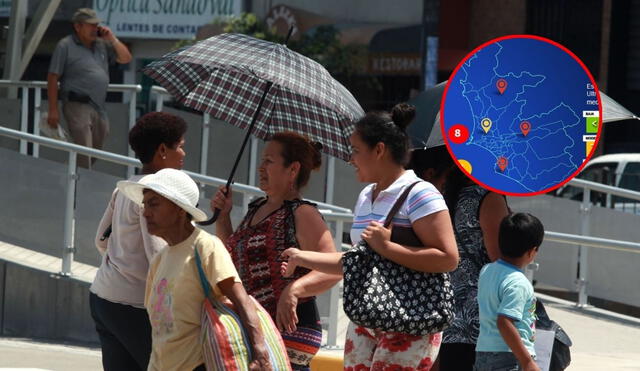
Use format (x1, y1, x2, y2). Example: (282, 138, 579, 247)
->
(118, 168, 271, 371)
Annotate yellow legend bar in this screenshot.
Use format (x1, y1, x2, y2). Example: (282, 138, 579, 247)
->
(586, 141, 595, 156)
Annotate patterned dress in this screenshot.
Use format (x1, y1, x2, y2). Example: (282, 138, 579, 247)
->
(225, 197, 322, 370)
(443, 185, 491, 345)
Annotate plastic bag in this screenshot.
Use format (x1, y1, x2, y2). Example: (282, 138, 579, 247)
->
(535, 299, 572, 371)
(39, 111, 70, 142)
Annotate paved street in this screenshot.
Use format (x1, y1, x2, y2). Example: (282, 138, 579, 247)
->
(0, 338, 101, 371)
(0, 294, 639, 370)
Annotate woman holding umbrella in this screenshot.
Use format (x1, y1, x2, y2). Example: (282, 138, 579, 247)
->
(211, 131, 342, 370)
(280, 104, 459, 370)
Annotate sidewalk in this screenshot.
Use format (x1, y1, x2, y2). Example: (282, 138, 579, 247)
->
(1, 294, 639, 370)
(539, 294, 640, 370)
(0, 338, 101, 371)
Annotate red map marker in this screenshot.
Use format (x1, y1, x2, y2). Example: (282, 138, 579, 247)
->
(498, 157, 508, 172)
(520, 121, 531, 136)
(496, 79, 507, 94)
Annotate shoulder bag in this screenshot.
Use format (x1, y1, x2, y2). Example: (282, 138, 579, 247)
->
(342, 181, 455, 335)
(194, 247, 292, 370)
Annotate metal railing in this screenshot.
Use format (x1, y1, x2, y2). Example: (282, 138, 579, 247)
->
(4, 125, 640, 346)
(0, 80, 142, 177)
(5, 80, 340, 204)
(316, 176, 640, 343)
(0, 125, 350, 346)
(550, 178, 640, 307)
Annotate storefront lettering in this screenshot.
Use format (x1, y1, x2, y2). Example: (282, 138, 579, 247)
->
(370, 55, 421, 74)
(95, 0, 240, 38)
(114, 22, 198, 34)
(95, 0, 235, 23)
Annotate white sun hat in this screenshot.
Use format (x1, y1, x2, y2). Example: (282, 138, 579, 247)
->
(117, 168, 208, 222)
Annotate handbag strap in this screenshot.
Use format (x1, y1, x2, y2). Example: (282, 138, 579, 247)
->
(383, 181, 421, 228)
(194, 245, 213, 300)
(194, 246, 256, 362)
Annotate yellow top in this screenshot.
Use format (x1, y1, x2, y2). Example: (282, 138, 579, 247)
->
(145, 227, 241, 371)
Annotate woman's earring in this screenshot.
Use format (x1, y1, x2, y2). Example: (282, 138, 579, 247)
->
(162, 155, 166, 160)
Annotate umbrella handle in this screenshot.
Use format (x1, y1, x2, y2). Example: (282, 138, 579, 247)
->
(197, 81, 273, 227)
(206, 208, 221, 225)
(198, 181, 231, 226)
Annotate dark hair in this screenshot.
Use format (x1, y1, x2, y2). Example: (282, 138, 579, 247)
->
(408, 146, 454, 180)
(129, 112, 187, 164)
(443, 165, 475, 214)
(271, 131, 322, 189)
(354, 103, 416, 166)
(499, 213, 544, 258)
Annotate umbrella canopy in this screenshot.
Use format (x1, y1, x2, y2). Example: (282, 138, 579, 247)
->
(142, 33, 364, 161)
(407, 81, 639, 150)
(601, 91, 639, 123)
(406, 81, 447, 149)
(143, 32, 364, 224)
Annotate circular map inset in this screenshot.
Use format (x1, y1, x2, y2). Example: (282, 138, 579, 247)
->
(442, 35, 602, 196)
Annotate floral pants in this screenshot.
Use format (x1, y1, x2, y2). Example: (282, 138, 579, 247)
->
(343, 322, 442, 371)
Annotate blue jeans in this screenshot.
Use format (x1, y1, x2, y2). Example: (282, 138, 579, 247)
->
(473, 351, 521, 371)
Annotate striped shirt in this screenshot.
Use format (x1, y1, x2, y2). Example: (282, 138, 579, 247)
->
(350, 170, 448, 245)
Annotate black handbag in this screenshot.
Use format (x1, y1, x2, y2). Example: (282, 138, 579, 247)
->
(342, 181, 455, 335)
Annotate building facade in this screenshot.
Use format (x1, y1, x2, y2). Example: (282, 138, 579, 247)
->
(1, 0, 638, 152)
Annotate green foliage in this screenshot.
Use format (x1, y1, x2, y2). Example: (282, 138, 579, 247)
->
(176, 14, 365, 75)
(173, 12, 381, 96)
(287, 25, 379, 91)
(222, 13, 283, 43)
(291, 26, 369, 76)
(173, 38, 196, 49)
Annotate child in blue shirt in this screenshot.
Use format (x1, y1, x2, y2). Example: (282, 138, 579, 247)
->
(475, 213, 544, 371)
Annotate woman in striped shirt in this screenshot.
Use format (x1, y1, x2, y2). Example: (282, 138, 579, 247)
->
(282, 103, 458, 371)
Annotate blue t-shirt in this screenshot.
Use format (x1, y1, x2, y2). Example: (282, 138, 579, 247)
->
(476, 260, 536, 355)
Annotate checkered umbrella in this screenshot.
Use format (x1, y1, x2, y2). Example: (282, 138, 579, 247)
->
(142, 32, 363, 161)
(143, 32, 364, 224)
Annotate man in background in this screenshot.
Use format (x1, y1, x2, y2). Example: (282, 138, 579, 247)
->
(47, 8, 132, 168)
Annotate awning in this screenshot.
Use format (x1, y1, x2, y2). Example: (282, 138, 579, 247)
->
(368, 25, 468, 74)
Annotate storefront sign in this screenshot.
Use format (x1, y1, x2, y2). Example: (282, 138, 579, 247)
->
(369, 53, 421, 75)
(94, 0, 242, 39)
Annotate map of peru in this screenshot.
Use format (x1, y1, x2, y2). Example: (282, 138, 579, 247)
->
(443, 36, 600, 195)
